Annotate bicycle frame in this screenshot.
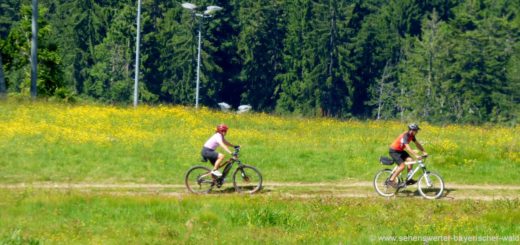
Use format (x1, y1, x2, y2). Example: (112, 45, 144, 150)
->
(213, 147, 244, 184)
(391, 159, 431, 186)
(219, 158, 240, 180)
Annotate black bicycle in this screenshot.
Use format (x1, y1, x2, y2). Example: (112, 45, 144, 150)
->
(184, 146, 263, 194)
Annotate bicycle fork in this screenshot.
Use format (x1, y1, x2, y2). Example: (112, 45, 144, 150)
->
(238, 167, 250, 182)
(422, 171, 434, 187)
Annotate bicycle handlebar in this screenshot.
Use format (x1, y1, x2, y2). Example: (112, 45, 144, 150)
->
(405, 155, 429, 165)
(232, 146, 241, 157)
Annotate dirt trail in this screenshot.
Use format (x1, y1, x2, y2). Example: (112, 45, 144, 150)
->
(266, 181, 520, 190)
(0, 181, 518, 201)
(2, 181, 519, 189)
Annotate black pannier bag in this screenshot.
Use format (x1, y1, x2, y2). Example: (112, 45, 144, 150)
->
(379, 156, 394, 165)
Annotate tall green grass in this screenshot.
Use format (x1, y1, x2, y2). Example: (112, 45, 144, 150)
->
(0, 100, 518, 184)
(0, 190, 518, 244)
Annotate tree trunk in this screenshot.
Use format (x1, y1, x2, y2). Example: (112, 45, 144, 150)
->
(376, 60, 391, 120)
(0, 53, 6, 98)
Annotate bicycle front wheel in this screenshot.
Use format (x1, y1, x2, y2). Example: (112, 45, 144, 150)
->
(233, 165, 262, 194)
(373, 169, 397, 197)
(418, 171, 444, 199)
(185, 166, 214, 194)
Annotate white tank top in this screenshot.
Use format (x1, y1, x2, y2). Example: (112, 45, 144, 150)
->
(203, 133, 223, 150)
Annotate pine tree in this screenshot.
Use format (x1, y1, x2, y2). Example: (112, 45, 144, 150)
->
(367, 59, 397, 120)
(139, 0, 171, 103)
(52, 0, 107, 95)
(156, 2, 195, 104)
(307, 0, 354, 117)
(0, 0, 21, 96)
(236, 0, 285, 111)
(276, 0, 354, 117)
(275, 0, 314, 115)
(86, 3, 139, 102)
(2, 4, 63, 96)
(349, 0, 414, 117)
(445, 0, 519, 123)
(505, 43, 520, 124)
(397, 10, 452, 122)
(211, 0, 243, 107)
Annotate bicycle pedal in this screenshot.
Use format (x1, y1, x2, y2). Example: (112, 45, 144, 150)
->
(406, 179, 417, 185)
(216, 179, 224, 188)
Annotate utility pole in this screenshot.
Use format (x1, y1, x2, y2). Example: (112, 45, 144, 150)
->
(31, 0, 38, 98)
(195, 19, 202, 109)
(133, 0, 142, 107)
(182, 3, 223, 109)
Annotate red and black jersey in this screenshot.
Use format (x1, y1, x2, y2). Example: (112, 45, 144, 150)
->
(390, 131, 416, 151)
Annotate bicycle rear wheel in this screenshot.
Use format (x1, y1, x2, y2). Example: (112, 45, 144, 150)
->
(185, 166, 214, 194)
(233, 165, 262, 194)
(373, 169, 398, 197)
(417, 171, 444, 199)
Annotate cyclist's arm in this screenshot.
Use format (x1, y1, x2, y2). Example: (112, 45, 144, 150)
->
(404, 144, 421, 159)
(414, 141, 427, 156)
(223, 138, 235, 148)
(217, 136, 233, 154)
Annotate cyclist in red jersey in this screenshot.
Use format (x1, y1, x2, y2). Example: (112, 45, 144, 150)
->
(386, 123, 428, 188)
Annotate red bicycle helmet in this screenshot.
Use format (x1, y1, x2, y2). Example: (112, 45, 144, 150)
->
(216, 124, 229, 133)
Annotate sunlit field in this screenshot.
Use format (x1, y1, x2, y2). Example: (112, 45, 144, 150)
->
(0, 100, 518, 184)
(1, 100, 519, 244)
(0, 190, 519, 244)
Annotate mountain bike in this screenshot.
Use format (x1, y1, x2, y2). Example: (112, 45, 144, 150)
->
(184, 146, 263, 194)
(373, 155, 444, 199)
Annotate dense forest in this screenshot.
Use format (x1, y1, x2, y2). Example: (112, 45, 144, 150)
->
(0, 0, 518, 124)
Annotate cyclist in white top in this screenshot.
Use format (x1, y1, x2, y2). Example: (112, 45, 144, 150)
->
(201, 124, 237, 177)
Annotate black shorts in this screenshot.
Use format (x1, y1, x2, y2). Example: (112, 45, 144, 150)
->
(389, 149, 410, 165)
(201, 147, 218, 165)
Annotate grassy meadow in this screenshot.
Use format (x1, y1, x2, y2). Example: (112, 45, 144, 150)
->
(0, 100, 518, 184)
(1, 100, 519, 243)
(1, 190, 519, 244)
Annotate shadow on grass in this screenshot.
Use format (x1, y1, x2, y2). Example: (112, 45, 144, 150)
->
(209, 185, 270, 195)
(396, 187, 453, 200)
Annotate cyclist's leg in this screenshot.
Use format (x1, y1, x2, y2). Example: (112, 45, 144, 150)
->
(213, 153, 225, 171)
(406, 158, 413, 173)
(390, 162, 405, 182)
(201, 148, 220, 177)
(403, 151, 418, 184)
(405, 150, 417, 172)
(389, 150, 406, 182)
